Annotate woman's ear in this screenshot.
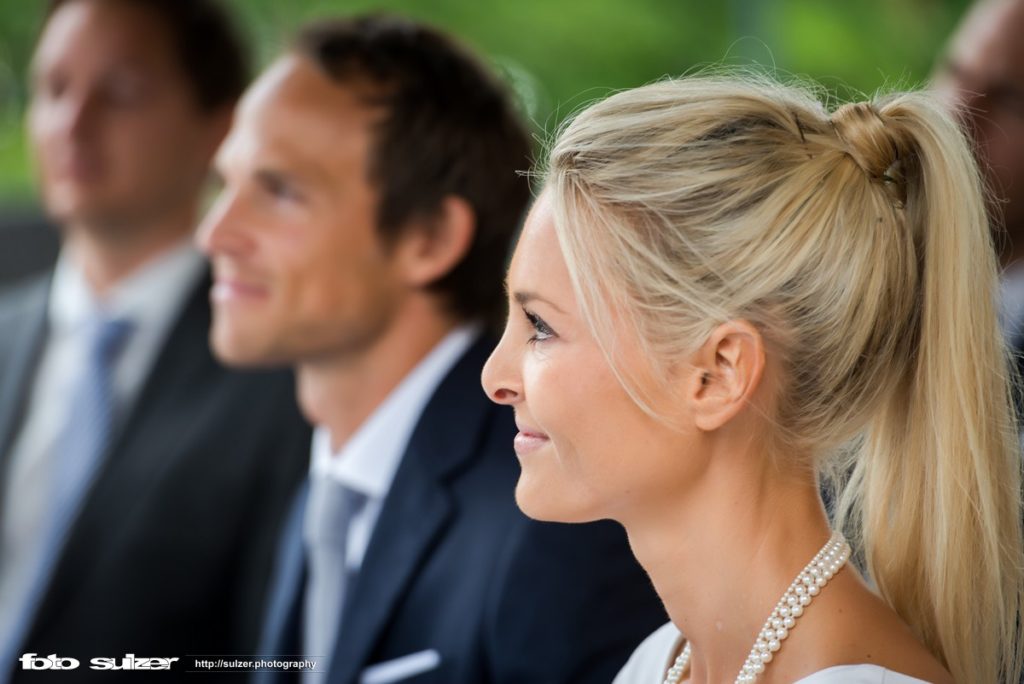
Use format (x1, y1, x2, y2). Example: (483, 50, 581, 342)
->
(394, 195, 476, 287)
(686, 320, 766, 431)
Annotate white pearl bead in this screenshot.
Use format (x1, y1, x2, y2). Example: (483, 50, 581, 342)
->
(776, 627, 788, 640)
(783, 616, 795, 629)
(799, 594, 811, 606)
(791, 603, 804, 617)
(808, 584, 820, 596)
(768, 639, 781, 652)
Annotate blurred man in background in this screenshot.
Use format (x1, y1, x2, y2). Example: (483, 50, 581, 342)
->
(0, 0, 310, 680)
(933, 0, 1024, 354)
(199, 14, 665, 684)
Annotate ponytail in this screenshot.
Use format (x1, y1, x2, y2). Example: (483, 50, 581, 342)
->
(834, 92, 1024, 684)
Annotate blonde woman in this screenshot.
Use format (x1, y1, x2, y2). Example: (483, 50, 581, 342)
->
(481, 76, 1024, 684)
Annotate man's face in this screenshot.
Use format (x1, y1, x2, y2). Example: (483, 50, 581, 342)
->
(197, 55, 405, 367)
(28, 0, 223, 233)
(934, 0, 1024, 243)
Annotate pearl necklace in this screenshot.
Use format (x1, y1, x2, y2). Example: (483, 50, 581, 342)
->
(663, 532, 851, 684)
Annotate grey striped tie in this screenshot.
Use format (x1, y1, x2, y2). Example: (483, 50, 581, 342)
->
(52, 316, 134, 515)
(302, 475, 368, 682)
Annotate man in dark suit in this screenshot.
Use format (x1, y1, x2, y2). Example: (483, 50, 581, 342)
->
(197, 15, 666, 684)
(933, 0, 1024, 378)
(0, 1, 309, 681)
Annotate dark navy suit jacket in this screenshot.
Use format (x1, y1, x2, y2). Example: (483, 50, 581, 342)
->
(254, 335, 666, 684)
(0, 272, 311, 683)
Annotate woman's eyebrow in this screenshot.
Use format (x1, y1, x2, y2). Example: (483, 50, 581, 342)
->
(512, 290, 566, 314)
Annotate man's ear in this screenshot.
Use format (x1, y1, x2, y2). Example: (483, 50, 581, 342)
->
(686, 320, 766, 432)
(394, 195, 476, 287)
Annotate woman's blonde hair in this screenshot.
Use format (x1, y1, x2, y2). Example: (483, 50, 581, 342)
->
(545, 75, 1024, 683)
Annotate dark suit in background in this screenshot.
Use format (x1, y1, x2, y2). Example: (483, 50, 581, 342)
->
(0, 272, 310, 683)
(0, 1, 298, 679)
(256, 336, 666, 684)
(0, 211, 59, 288)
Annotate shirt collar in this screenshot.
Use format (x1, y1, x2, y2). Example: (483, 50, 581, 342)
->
(311, 323, 482, 500)
(49, 240, 205, 336)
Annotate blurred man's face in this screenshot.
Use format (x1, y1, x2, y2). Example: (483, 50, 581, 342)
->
(197, 55, 405, 367)
(934, 0, 1024, 247)
(28, 0, 223, 234)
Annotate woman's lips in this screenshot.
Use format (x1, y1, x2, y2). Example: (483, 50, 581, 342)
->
(513, 428, 549, 455)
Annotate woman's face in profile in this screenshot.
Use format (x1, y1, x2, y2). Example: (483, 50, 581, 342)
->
(481, 190, 700, 524)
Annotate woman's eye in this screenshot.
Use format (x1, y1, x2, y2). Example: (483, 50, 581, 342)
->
(523, 309, 555, 344)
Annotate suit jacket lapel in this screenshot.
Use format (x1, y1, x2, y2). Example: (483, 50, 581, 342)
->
(0, 277, 50, 464)
(0, 276, 50, 529)
(254, 482, 309, 684)
(327, 335, 497, 684)
(328, 453, 452, 684)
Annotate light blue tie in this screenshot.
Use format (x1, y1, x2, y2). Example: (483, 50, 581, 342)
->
(302, 476, 368, 683)
(52, 316, 134, 519)
(0, 315, 133, 676)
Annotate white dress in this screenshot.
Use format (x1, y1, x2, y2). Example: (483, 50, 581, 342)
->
(614, 623, 933, 684)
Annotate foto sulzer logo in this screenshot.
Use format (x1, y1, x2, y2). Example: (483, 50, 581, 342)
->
(19, 654, 79, 670)
(21, 653, 180, 671)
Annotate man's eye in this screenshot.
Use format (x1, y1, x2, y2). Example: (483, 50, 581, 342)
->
(260, 175, 303, 203)
(104, 76, 148, 107)
(34, 74, 68, 101)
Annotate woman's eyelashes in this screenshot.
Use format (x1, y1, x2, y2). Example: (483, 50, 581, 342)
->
(523, 308, 556, 344)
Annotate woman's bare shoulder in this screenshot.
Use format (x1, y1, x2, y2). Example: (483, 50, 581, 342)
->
(769, 569, 953, 684)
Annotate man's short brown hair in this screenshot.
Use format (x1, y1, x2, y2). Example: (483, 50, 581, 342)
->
(294, 14, 533, 331)
(45, 0, 249, 112)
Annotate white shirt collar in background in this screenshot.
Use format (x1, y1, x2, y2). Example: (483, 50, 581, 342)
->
(50, 239, 204, 338)
(48, 240, 206, 403)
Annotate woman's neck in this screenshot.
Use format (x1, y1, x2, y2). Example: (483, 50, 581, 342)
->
(623, 449, 833, 683)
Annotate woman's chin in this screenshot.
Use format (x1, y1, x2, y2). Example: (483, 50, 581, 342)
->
(513, 477, 600, 524)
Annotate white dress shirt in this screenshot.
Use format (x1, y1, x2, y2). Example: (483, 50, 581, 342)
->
(307, 323, 481, 575)
(0, 240, 205, 644)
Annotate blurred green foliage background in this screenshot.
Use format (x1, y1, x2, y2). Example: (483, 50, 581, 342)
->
(0, 0, 971, 205)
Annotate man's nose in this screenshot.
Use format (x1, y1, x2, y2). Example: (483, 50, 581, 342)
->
(196, 189, 251, 257)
